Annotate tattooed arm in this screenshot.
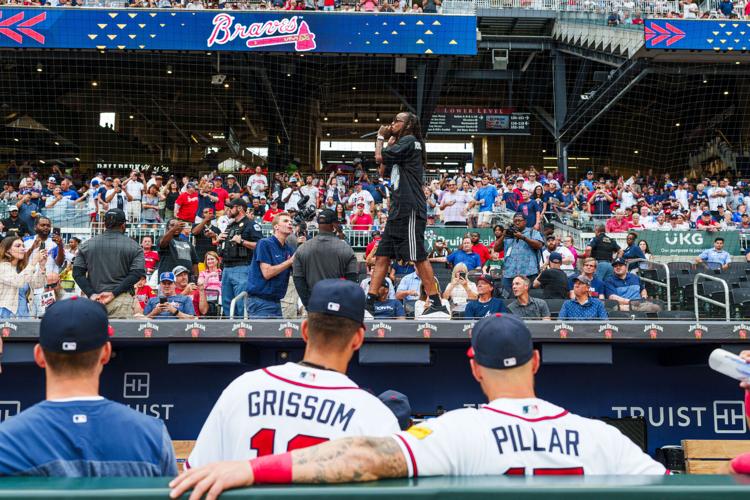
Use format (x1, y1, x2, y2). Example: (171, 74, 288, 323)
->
(169, 437, 408, 500)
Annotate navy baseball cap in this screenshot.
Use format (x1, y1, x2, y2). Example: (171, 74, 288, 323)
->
(613, 258, 626, 266)
(39, 297, 110, 353)
(702, 210, 712, 216)
(467, 314, 534, 370)
(104, 208, 126, 225)
(159, 272, 176, 283)
(307, 279, 365, 325)
(317, 208, 337, 224)
(573, 275, 592, 286)
(378, 390, 412, 431)
(548, 252, 562, 263)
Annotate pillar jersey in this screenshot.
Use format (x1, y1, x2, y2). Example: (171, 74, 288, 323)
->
(187, 363, 399, 468)
(394, 397, 666, 476)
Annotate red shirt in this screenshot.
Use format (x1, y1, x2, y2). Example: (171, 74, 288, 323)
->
(212, 187, 229, 211)
(176, 286, 201, 318)
(135, 285, 156, 311)
(350, 213, 373, 231)
(144, 250, 159, 273)
(366, 237, 382, 258)
(472, 243, 491, 264)
(176, 192, 199, 222)
(605, 217, 631, 233)
(262, 208, 283, 223)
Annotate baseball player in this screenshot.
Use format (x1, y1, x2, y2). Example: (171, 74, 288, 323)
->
(729, 350, 750, 474)
(186, 279, 399, 469)
(171, 314, 665, 499)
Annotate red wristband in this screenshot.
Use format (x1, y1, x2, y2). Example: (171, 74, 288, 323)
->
(249, 452, 293, 484)
(731, 452, 750, 474)
(745, 390, 749, 417)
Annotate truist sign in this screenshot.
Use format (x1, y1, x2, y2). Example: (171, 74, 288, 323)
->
(208, 14, 316, 52)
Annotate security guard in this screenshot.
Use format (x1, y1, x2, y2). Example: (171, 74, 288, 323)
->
(218, 198, 263, 317)
(292, 209, 358, 307)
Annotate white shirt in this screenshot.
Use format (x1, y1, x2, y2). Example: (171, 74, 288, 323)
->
(300, 185, 319, 208)
(124, 180, 144, 201)
(542, 246, 575, 272)
(440, 191, 471, 224)
(394, 397, 666, 477)
(248, 174, 268, 197)
(619, 190, 636, 210)
(675, 189, 690, 210)
(522, 180, 542, 193)
(281, 188, 303, 211)
(350, 190, 375, 212)
(24, 237, 60, 275)
(187, 362, 399, 468)
(707, 187, 727, 211)
(105, 188, 130, 212)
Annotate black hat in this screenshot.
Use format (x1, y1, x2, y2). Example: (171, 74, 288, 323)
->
(612, 258, 627, 266)
(227, 198, 247, 209)
(104, 208, 126, 225)
(317, 208, 338, 225)
(467, 314, 533, 369)
(307, 279, 365, 325)
(39, 297, 110, 353)
(378, 390, 412, 431)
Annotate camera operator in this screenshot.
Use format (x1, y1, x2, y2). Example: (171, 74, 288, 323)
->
(293, 208, 358, 308)
(158, 219, 199, 279)
(493, 212, 544, 295)
(191, 207, 221, 262)
(218, 199, 263, 317)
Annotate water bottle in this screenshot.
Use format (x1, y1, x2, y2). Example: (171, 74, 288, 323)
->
(708, 348, 750, 382)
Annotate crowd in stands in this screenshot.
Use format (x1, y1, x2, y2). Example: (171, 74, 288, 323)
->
(2, 159, 750, 321)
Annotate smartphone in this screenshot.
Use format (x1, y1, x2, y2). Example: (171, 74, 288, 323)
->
(159, 297, 168, 305)
(458, 272, 467, 280)
(39, 241, 46, 251)
(53, 227, 61, 237)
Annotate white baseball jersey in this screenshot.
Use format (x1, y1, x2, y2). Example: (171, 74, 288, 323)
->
(187, 362, 399, 468)
(393, 397, 666, 477)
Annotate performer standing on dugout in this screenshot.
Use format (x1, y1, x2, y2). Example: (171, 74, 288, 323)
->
(367, 112, 448, 317)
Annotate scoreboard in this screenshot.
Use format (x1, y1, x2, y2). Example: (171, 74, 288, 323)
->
(428, 107, 531, 136)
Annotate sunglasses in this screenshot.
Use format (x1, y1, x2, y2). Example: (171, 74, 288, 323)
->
(44, 282, 59, 289)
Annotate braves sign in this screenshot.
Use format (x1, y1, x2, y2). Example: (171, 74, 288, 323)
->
(208, 14, 316, 52)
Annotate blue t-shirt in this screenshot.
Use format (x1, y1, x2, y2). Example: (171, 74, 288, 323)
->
(246, 236, 293, 301)
(604, 273, 643, 300)
(474, 185, 498, 213)
(143, 295, 195, 318)
(464, 297, 508, 318)
(567, 273, 606, 298)
(61, 189, 79, 201)
(516, 201, 541, 227)
(446, 250, 482, 270)
(372, 299, 405, 318)
(0, 398, 176, 476)
(698, 248, 731, 270)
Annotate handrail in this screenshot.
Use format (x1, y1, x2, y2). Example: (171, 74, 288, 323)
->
(693, 273, 730, 322)
(229, 292, 248, 320)
(629, 258, 671, 311)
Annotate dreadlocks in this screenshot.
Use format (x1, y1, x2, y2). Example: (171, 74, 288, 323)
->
(401, 112, 427, 166)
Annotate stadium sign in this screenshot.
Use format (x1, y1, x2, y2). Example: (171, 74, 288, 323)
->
(639, 230, 741, 256)
(0, 8, 476, 56)
(428, 107, 531, 136)
(645, 19, 750, 51)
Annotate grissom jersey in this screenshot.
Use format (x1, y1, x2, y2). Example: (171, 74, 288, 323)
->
(187, 362, 400, 469)
(393, 397, 667, 476)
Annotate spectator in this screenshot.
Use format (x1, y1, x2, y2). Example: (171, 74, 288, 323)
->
(639, 240, 652, 261)
(144, 272, 196, 320)
(174, 182, 200, 223)
(247, 166, 268, 199)
(123, 170, 144, 223)
(604, 258, 648, 311)
(646, 212, 671, 231)
(211, 177, 229, 216)
(507, 275, 551, 320)
(516, 189, 542, 230)
(191, 208, 221, 262)
(371, 282, 406, 319)
(218, 199, 263, 317)
(349, 182, 375, 212)
(105, 178, 132, 214)
(622, 232, 646, 270)
(493, 212, 544, 294)
(0, 298, 177, 476)
(134, 274, 156, 311)
(439, 179, 470, 226)
(533, 252, 570, 300)
(141, 236, 159, 276)
(281, 177, 304, 211)
(350, 202, 374, 231)
(696, 210, 721, 232)
(365, 230, 383, 260)
(162, 178, 180, 221)
(293, 209, 358, 308)
(427, 236, 449, 264)
(196, 180, 219, 220)
(245, 212, 295, 318)
(173, 265, 209, 317)
(395, 269, 421, 312)
(38, 271, 77, 314)
(300, 176, 320, 209)
(695, 237, 731, 271)
(262, 199, 283, 223)
(73, 209, 145, 318)
(413, 280, 451, 319)
(24, 218, 66, 316)
(360, 265, 396, 300)
(1, 206, 30, 238)
(469, 232, 491, 265)
(447, 237, 482, 270)
(141, 184, 161, 224)
(158, 219, 199, 280)
(483, 249, 503, 275)
(472, 178, 498, 228)
(250, 198, 266, 219)
(558, 275, 608, 320)
(567, 257, 607, 299)
(540, 235, 574, 273)
(198, 251, 222, 316)
(0, 236, 46, 319)
(561, 234, 578, 268)
(442, 263, 478, 315)
(463, 274, 508, 318)
(605, 209, 631, 233)
(585, 224, 621, 282)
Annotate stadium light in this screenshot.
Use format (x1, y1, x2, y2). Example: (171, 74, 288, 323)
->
(323, 113, 328, 121)
(375, 113, 380, 122)
(36, 63, 43, 73)
(91, 81, 98, 87)
(352, 86, 357, 90)
(724, 91, 729, 95)
(167, 65, 173, 75)
(54, 141, 59, 146)
(13, 138, 19, 142)
(129, 115, 134, 119)
(224, 83, 230, 89)
(633, 150, 639, 154)
(675, 123, 680, 127)
(353, 113, 359, 123)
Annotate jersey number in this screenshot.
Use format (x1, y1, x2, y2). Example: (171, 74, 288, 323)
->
(504, 467, 584, 475)
(250, 428, 329, 457)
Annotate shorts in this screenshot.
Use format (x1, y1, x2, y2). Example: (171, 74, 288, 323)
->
(477, 211, 493, 225)
(375, 211, 428, 262)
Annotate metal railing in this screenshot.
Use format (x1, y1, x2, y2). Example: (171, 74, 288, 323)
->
(229, 292, 248, 320)
(446, 0, 681, 15)
(630, 258, 671, 311)
(693, 272, 730, 322)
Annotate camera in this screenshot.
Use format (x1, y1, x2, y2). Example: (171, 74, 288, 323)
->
(293, 203, 317, 226)
(458, 272, 467, 280)
(505, 225, 520, 237)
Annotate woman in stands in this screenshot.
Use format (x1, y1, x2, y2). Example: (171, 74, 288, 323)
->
(334, 203, 347, 226)
(199, 251, 222, 317)
(0, 236, 47, 319)
(414, 281, 450, 319)
(442, 262, 478, 316)
(638, 240, 652, 262)
(162, 179, 180, 222)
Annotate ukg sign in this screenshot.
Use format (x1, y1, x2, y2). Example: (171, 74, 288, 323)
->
(0, 7, 476, 55)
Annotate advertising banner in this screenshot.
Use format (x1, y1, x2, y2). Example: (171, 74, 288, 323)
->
(640, 230, 741, 256)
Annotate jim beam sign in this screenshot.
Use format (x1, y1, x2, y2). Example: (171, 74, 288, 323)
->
(688, 323, 707, 340)
(278, 321, 300, 338)
(733, 323, 750, 340)
(0, 322, 17, 338)
(598, 323, 619, 340)
(462, 322, 476, 338)
(185, 322, 206, 338)
(137, 321, 159, 339)
(370, 322, 392, 338)
(553, 322, 574, 339)
(232, 322, 253, 338)
(643, 323, 664, 340)
(417, 322, 437, 339)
